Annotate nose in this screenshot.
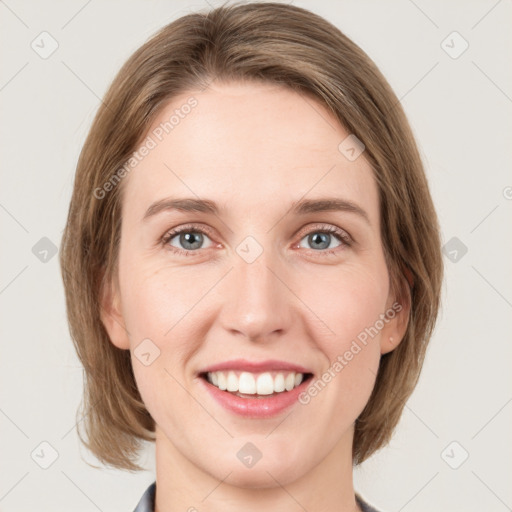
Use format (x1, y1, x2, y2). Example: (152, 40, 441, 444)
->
(218, 246, 294, 343)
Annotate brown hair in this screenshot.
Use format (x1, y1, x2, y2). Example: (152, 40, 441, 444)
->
(60, 1, 443, 471)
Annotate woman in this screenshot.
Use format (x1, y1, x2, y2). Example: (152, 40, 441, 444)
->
(60, 2, 443, 511)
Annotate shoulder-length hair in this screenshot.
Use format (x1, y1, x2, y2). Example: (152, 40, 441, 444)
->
(60, 1, 443, 471)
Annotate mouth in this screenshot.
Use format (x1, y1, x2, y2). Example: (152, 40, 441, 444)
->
(199, 370, 314, 399)
(197, 360, 314, 418)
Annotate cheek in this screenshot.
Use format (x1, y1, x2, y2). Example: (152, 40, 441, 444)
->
(123, 271, 196, 430)
(121, 264, 206, 344)
(299, 264, 387, 400)
(303, 262, 389, 344)
(120, 264, 215, 403)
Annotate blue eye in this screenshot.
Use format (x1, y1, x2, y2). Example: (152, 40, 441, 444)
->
(299, 230, 345, 251)
(163, 228, 213, 252)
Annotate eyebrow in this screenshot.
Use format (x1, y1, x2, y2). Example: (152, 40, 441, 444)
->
(143, 197, 370, 225)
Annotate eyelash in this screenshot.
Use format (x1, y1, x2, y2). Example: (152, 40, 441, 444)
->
(160, 223, 353, 257)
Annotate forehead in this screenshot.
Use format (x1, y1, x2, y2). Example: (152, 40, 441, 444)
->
(121, 81, 378, 224)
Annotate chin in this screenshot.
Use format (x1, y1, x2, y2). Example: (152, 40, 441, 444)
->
(204, 443, 309, 489)
(220, 462, 305, 489)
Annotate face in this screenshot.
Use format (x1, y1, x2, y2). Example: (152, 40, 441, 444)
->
(101, 80, 408, 488)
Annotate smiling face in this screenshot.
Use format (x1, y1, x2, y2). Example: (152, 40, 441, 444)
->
(100, 80, 408, 489)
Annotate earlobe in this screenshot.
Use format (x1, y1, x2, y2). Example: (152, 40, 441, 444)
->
(99, 276, 131, 350)
(380, 281, 412, 355)
(381, 334, 400, 354)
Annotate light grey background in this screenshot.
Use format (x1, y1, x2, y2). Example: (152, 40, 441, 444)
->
(1, 0, 511, 511)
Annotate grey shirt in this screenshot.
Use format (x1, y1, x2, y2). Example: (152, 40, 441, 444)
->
(132, 481, 382, 512)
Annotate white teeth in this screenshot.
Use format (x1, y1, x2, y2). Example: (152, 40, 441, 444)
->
(285, 373, 295, 391)
(226, 371, 238, 392)
(217, 372, 227, 391)
(256, 373, 274, 395)
(274, 373, 285, 392)
(239, 372, 256, 394)
(206, 370, 307, 395)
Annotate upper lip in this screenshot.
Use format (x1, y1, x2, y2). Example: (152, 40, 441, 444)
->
(199, 358, 312, 374)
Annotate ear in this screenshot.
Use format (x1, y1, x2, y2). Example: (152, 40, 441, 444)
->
(99, 273, 130, 350)
(379, 272, 412, 355)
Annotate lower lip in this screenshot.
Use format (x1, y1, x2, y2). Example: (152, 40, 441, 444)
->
(199, 376, 312, 418)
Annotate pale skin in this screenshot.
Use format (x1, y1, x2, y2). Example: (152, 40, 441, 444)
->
(100, 80, 409, 512)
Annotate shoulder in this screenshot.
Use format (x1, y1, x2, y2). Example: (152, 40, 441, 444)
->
(356, 493, 384, 512)
(132, 481, 156, 512)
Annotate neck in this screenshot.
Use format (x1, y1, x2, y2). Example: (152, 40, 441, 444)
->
(154, 426, 359, 512)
